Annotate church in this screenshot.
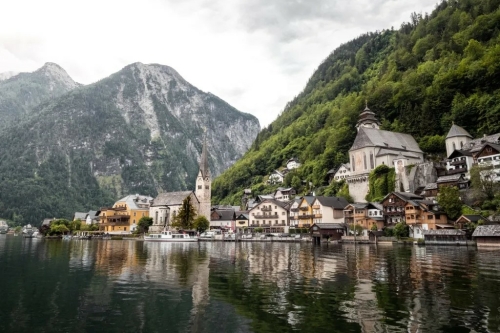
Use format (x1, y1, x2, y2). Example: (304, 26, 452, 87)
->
(347, 105, 424, 202)
(149, 138, 212, 232)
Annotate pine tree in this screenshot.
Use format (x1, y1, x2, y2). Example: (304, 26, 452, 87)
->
(172, 196, 197, 230)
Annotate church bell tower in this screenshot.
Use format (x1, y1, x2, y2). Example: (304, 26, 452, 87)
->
(195, 136, 211, 219)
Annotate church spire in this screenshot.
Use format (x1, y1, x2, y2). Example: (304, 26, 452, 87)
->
(199, 135, 210, 178)
(356, 101, 380, 131)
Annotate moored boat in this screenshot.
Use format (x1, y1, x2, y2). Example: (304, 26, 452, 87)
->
(144, 230, 198, 242)
(0, 220, 8, 234)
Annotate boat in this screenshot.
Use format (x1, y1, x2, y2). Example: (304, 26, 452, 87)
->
(22, 224, 36, 238)
(144, 230, 198, 242)
(0, 220, 8, 234)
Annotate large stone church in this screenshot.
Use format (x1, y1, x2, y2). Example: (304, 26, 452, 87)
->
(347, 105, 424, 202)
(149, 138, 212, 232)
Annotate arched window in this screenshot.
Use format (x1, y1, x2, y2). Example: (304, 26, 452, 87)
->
(364, 153, 367, 170)
(460, 141, 463, 148)
(453, 142, 456, 150)
(351, 155, 355, 172)
(370, 152, 374, 169)
(155, 211, 158, 225)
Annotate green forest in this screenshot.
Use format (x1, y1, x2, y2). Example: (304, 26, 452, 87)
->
(213, 0, 500, 205)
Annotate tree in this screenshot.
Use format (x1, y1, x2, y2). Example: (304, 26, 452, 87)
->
(349, 224, 363, 236)
(69, 219, 82, 233)
(193, 216, 210, 233)
(49, 224, 70, 235)
(393, 222, 409, 239)
(470, 164, 500, 206)
(138, 216, 153, 234)
(172, 196, 197, 230)
(437, 186, 463, 220)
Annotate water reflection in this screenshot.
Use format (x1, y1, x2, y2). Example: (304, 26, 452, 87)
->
(1, 236, 500, 332)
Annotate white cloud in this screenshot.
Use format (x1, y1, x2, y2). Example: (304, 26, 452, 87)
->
(0, 0, 438, 127)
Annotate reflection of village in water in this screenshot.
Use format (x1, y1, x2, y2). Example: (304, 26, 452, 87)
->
(1, 237, 500, 332)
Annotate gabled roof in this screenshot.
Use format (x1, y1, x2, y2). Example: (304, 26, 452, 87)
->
(270, 170, 284, 177)
(87, 210, 99, 218)
(447, 149, 473, 159)
(457, 215, 487, 223)
(212, 209, 235, 221)
(466, 133, 500, 152)
(475, 142, 500, 157)
(250, 199, 289, 212)
(74, 212, 88, 220)
(446, 124, 473, 139)
(152, 191, 196, 206)
(310, 223, 345, 230)
(350, 127, 422, 153)
(117, 194, 154, 209)
(437, 174, 466, 183)
(423, 183, 437, 191)
(301, 196, 316, 206)
(314, 196, 349, 210)
(381, 191, 423, 203)
(235, 213, 249, 220)
(472, 225, 500, 237)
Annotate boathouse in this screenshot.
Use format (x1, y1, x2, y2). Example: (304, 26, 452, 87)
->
(422, 229, 467, 245)
(310, 223, 345, 244)
(472, 225, 500, 247)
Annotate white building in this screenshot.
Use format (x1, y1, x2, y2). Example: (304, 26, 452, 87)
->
(268, 170, 284, 184)
(248, 199, 289, 233)
(311, 196, 349, 224)
(149, 191, 199, 233)
(286, 158, 301, 170)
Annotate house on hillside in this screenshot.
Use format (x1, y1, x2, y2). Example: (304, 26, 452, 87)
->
(149, 191, 199, 233)
(421, 183, 438, 200)
(455, 214, 488, 229)
(328, 163, 351, 183)
(286, 158, 301, 170)
(274, 187, 296, 201)
(436, 174, 469, 189)
(347, 105, 424, 202)
(268, 170, 284, 184)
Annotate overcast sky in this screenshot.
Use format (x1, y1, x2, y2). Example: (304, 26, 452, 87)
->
(0, 0, 437, 127)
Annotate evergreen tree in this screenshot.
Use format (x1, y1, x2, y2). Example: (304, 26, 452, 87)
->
(193, 216, 210, 233)
(172, 196, 197, 230)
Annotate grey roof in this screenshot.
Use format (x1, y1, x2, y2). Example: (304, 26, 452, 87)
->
(152, 191, 196, 206)
(447, 149, 473, 159)
(466, 133, 500, 152)
(41, 218, 55, 226)
(423, 229, 465, 235)
(199, 137, 210, 178)
(368, 202, 383, 210)
(424, 183, 438, 190)
(250, 199, 289, 212)
(350, 127, 423, 153)
(311, 223, 345, 230)
(314, 196, 349, 209)
(437, 175, 465, 183)
(117, 194, 154, 209)
(446, 124, 473, 139)
(475, 142, 500, 156)
(472, 225, 500, 237)
(393, 192, 423, 201)
(235, 213, 249, 220)
(212, 209, 235, 221)
(459, 215, 487, 223)
(74, 212, 88, 220)
(87, 210, 99, 218)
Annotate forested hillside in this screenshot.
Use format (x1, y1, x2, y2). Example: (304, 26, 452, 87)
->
(213, 0, 500, 204)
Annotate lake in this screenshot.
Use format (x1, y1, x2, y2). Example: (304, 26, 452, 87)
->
(0, 235, 499, 332)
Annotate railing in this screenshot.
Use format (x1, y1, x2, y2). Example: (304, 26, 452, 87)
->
(261, 206, 272, 211)
(447, 167, 467, 175)
(312, 205, 320, 209)
(299, 207, 309, 211)
(298, 214, 314, 219)
(301, 224, 311, 228)
(449, 160, 466, 166)
(253, 214, 278, 219)
(314, 214, 322, 218)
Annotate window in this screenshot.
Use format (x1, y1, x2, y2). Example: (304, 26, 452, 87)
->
(461, 141, 463, 148)
(370, 152, 374, 169)
(364, 153, 367, 170)
(198, 185, 202, 189)
(134, 212, 136, 217)
(155, 211, 158, 224)
(282, 212, 285, 215)
(427, 215, 433, 219)
(124, 227, 127, 231)
(282, 220, 285, 224)
(352, 155, 355, 171)
(205, 185, 209, 189)
(453, 142, 456, 150)
(275, 206, 277, 209)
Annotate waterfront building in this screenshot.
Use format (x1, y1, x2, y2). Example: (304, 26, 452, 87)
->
(195, 137, 212, 219)
(380, 192, 423, 226)
(234, 213, 249, 232)
(99, 194, 153, 234)
(404, 200, 449, 239)
(455, 214, 488, 229)
(472, 225, 500, 247)
(343, 202, 384, 232)
(295, 196, 315, 228)
(289, 198, 301, 227)
(248, 199, 289, 233)
(210, 209, 235, 231)
(310, 196, 349, 224)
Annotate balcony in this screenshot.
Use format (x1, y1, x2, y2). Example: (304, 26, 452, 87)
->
(447, 167, 467, 175)
(290, 208, 299, 212)
(344, 211, 354, 217)
(253, 214, 278, 219)
(298, 214, 314, 219)
(384, 210, 404, 216)
(314, 214, 322, 218)
(312, 205, 320, 209)
(261, 206, 272, 211)
(299, 206, 309, 211)
(449, 159, 467, 166)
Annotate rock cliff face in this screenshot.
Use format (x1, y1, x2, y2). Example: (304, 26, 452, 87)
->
(0, 63, 79, 128)
(0, 62, 260, 225)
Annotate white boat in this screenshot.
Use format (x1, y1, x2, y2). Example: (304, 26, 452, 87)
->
(0, 220, 8, 234)
(22, 224, 36, 238)
(144, 230, 198, 242)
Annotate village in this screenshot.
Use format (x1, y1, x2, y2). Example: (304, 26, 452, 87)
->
(26, 105, 500, 248)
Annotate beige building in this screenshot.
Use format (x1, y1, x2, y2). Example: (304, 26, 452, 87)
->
(248, 199, 289, 233)
(149, 191, 199, 233)
(310, 196, 349, 224)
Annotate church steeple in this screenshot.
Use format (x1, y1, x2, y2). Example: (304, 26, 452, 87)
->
(356, 101, 380, 131)
(199, 136, 210, 178)
(196, 134, 211, 218)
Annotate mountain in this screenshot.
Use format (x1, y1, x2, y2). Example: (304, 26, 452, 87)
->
(212, 0, 500, 204)
(0, 62, 260, 225)
(0, 63, 79, 128)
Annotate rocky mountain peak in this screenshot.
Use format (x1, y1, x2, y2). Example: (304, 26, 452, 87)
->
(36, 62, 79, 89)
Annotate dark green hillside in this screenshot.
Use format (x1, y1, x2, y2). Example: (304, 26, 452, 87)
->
(213, 0, 500, 204)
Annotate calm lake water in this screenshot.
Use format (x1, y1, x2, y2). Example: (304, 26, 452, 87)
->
(1, 235, 500, 333)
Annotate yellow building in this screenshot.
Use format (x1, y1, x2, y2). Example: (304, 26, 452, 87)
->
(296, 196, 315, 228)
(99, 194, 153, 234)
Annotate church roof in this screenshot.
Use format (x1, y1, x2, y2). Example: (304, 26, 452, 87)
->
(199, 137, 210, 178)
(350, 127, 423, 153)
(151, 191, 197, 207)
(356, 106, 380, 126)
(446, 124, 473, 139)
